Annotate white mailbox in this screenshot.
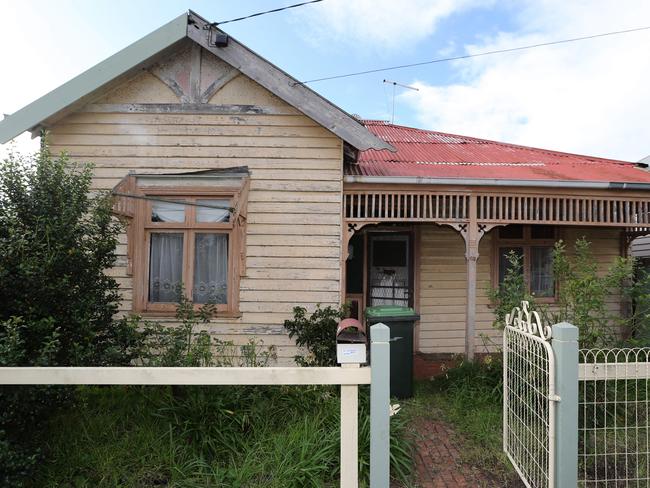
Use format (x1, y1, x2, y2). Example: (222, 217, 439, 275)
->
(336, 318, 367, 364)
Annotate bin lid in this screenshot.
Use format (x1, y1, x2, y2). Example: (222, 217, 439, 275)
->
(365, 305, 419, 320)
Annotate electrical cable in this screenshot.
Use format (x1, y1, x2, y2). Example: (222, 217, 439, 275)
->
(298, 25, 650, 84)
(213, 0, 323, 26)
(111, 192, 235, 213)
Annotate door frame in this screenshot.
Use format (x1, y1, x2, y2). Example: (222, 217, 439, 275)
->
(365, 229, 415, 308)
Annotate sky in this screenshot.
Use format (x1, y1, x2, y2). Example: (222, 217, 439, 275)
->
(1, 0, 649, 161)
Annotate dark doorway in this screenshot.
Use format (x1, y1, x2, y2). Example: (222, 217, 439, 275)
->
(368, 233, 413, 307)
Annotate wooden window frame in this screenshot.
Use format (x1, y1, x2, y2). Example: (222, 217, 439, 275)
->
(492, 225, 557, 303)
(132, 186, 242, 317)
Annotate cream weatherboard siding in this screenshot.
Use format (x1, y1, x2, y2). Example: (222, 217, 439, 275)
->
(631, 235, 650, 258)
(47, 47, 343, 364)
(418, 225, 624, 355)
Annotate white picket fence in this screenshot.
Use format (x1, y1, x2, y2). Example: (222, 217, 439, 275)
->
(0, 323, 394, 488)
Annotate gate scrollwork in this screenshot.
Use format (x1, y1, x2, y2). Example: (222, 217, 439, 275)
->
(505, 300, 552, 341)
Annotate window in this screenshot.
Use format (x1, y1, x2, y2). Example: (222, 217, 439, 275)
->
(111, 170, 249, 316)
(143, 195, 235, 313)
(494, 225, 556, 299)
(125, 186, 246, 315)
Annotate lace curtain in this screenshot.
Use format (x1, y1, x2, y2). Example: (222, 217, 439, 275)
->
(530, 246, 554, 297)
(149, 233, 183, 302)
(193, 233, 229, 304)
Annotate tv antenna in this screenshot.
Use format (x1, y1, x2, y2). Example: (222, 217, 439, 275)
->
(383, 79, 419, 123)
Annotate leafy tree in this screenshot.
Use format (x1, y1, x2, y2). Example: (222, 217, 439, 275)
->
(543, 239, 635, 346)
(0, 148, 130, 366)
(490, 237, 649, 348)
(0, 148, 131, 486)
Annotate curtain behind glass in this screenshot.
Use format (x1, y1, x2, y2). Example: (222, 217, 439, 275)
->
(151, 201, 185, 222)
(196, 199, 230, 223)
(193, 233, 228, 304)
(531, 246, 554, 297)
(149, 233, 184, 302)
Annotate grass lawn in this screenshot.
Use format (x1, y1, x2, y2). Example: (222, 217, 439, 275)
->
(30, 384, 412, 488)
(28, 360, 519, 487)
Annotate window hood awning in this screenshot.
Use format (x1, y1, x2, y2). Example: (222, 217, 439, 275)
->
(111, 167, 250, 220)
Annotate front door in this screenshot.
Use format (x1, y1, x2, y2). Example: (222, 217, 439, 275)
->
(368, 233, 413, 307)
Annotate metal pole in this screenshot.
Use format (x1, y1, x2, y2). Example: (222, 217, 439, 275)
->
(391, 83, 395, 124)
(552, 322, 579, 488)
(370, 323, 390, 488)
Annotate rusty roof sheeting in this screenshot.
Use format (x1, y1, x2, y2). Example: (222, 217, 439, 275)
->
(349, 121, 650, 184)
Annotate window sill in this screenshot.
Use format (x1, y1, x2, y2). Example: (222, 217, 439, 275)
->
(136, 310, 243, 320)
(486, 297, 557, 309)
(534, 297, 557, 305)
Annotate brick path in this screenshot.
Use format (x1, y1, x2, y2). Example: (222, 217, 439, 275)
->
(413, 419, 500, 488)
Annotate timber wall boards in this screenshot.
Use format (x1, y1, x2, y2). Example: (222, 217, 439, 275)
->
(417, 225, 623, 355)
(47, 41, 344, 364)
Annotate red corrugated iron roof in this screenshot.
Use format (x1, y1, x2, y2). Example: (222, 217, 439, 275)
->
(349, 120, 650, 183)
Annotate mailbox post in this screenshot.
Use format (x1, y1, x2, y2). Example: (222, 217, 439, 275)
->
(337, 318, 367, 488)
(370, 322, 390, 488)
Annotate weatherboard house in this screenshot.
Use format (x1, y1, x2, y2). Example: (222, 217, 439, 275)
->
(3, 11, 650, 371)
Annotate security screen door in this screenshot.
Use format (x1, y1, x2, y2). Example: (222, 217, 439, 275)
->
(368, 233, 412, 307)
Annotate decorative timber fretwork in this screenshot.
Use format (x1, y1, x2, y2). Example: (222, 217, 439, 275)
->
(344, 190, 650, 227)
(344, 192, 469, 222)
(147, 41, 241, 104)
(476, 194, 650, 226)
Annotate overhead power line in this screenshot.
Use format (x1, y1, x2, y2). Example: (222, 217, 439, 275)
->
(299, 25, 650, 84)
(213, 0, 323, 26)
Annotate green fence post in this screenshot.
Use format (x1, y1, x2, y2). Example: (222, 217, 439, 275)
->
(552, 322, 579, 488)
(370, 323, 390, 488)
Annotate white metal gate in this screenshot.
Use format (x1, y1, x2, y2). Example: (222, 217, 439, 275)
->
(503, 301, 557, 488)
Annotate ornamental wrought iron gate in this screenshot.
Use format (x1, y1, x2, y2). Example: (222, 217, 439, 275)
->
(503, 301, 558, 488)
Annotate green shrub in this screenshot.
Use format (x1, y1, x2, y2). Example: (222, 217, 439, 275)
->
(626, 266, 650, 344)
(0, 148, 127, 366)
(123, 294, 276, 368)
(0, 148, 129, 487)
(284, 304, 347, 366)
(490, 237, 649, 348)
(543, 238, 636, 346)
(488, 250, 536, 327)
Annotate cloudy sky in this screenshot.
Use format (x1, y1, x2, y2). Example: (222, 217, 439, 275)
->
(1, 0, 649, 161)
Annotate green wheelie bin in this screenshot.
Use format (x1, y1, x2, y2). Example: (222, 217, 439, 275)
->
(366, 305, 420, 399)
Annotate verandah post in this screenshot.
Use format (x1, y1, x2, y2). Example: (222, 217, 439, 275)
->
(370, 322, 390, 488)
(551, 322, 579, 488)
(464, 194, 479, 361)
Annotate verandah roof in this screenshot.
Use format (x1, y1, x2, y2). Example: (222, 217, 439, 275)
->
(348, 120, 650, 185)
